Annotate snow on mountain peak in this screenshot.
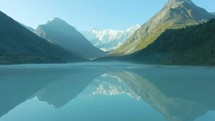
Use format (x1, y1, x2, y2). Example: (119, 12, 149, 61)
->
(82, 24, 140, 51)
(126, 24, 141, 32)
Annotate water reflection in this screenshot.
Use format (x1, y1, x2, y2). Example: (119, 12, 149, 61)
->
(0, 64, 214, 121)
(113, 71, 215, 121)
(36, 69, 103, 108)
(0, 66, 104, 117)
(90, 73, 141, 100)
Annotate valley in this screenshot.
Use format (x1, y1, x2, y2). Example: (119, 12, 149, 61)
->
(0, 0, 215, 121)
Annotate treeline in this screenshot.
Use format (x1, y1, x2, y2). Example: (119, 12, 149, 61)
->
(132, 19, 215, 65)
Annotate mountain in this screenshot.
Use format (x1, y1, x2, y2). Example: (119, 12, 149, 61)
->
(81, 24, 140, 51)
(110, 0, 215, 56)
(0, 11, 84, 64)
(211, 12, 215, 16)
(35, 17, 105, 59)
(130, 19, 215, 65)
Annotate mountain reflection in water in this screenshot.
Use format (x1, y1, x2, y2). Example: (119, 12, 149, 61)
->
(0, 63, 214, 121)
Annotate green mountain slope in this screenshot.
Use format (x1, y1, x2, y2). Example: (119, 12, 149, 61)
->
(0, 11, 84, 64)
(110, 0, 215, 56)
(130, 19, 215, 65)
(35, 18, 106, 59)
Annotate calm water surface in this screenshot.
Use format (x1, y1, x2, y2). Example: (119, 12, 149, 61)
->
(0, 62, 215, 121)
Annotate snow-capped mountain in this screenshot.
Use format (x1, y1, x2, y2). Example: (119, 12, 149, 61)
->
(82, 24, 141, 51)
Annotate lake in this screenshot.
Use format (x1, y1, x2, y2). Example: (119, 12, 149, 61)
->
(0, 62, 215, 121)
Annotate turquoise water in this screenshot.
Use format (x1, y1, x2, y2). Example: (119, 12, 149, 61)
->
(0, 63, 215, 121)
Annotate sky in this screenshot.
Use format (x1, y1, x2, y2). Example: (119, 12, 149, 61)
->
(0, 0, 214, 30)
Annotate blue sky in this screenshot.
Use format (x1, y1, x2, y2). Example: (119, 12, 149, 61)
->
(0, 0, 214, 30)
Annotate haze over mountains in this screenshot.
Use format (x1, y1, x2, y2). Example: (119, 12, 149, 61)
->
(81, 24, 140, 51)
(110, 0, 215, 56)
(0, 11, 84, 64)
(35, 18, 105, 59)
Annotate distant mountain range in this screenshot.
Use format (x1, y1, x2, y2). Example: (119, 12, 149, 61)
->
(0, 11, 84, 64)
(110, 0, 215, 56)
(35, 18, 105, 59)
(81, 24, 140, 51)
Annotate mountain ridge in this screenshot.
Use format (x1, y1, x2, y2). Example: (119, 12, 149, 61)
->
(20, 23, 35, 32)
